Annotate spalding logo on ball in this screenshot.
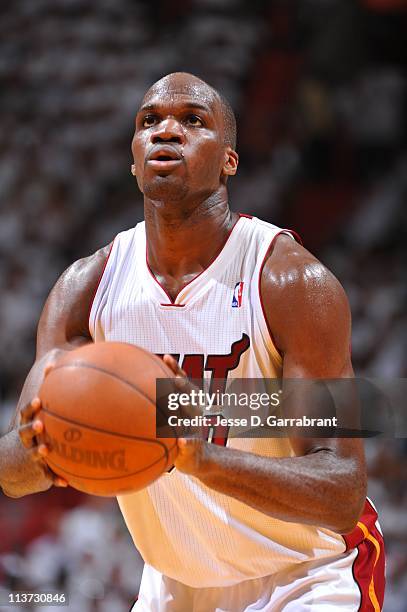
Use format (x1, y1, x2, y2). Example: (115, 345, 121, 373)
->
(38, 342, 178, 496)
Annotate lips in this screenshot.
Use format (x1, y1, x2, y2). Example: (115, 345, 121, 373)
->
(146, 145, 183, 173)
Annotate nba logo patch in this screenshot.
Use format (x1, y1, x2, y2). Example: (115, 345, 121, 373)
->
(232, 281, 244, 308)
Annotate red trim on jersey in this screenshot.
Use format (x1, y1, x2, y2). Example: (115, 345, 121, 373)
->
(258, 229, 302, 357)
(87, 240, 115, 334)
(211, 431, 229, 446)
(145, 215, 243, 305)
(343, 499, 379, 551)
(343, 499, 385, 611)
(146, 247, 174, 304)
(352, 525, 385, 611)
(238, 212, 253, 219)
(286, 229, 302, 245)
(160, 303, 186, 307)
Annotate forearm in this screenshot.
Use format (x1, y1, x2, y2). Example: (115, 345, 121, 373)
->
(2, 348, 69, 497)
(195, 444, 365, 534)
(0, 430, 33, 496)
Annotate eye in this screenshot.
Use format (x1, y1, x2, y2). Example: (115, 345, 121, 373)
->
(185, 114, 203, 127)
(142, 114, 158, 128)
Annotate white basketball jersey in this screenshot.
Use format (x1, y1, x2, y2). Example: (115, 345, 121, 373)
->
(89, 215, 346, 588)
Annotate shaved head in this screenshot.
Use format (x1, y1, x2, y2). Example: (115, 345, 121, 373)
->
(143, 72, 237, 149)
(132, 71, 239, 202)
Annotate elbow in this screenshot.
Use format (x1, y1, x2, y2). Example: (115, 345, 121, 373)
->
(325, 451, 368, 535)
(335, 514, 361, 536)
(332, 484, 367, 535)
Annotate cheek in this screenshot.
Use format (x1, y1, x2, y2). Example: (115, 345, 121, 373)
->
(189, 136, 223, 174)
(131, 137, 146, 191)
(131, 135, 144, 168)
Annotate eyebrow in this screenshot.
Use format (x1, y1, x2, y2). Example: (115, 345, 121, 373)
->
(138, 101, 212, 114)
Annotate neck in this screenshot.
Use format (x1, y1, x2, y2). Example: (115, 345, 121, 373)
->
(144, 187, 237, 280)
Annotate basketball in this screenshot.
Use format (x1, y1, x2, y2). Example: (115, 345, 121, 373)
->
(37, 342, 178, 496)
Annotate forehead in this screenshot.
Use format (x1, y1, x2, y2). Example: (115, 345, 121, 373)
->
(141, 77, 219, 114)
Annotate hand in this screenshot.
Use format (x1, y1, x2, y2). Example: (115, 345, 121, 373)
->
(163, 355, 225, 475)
(162, 354, 204, 422)
(174, 437, 212, 476)
(162, 355, 192, 393)
(19, 397, 52, 463)
(16, 380, 68, 492)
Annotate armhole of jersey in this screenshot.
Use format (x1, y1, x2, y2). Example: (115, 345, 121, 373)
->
(88, 239, 115, 340)
(256, 229, 301, 364)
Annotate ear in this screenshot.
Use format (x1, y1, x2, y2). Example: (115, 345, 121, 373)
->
(222, 148, 239, 177)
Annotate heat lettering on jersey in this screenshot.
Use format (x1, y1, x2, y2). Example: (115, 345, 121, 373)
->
(180, 354, 204, 380)
(157, 333, 250, 390)
(157, 334, 250, 446)
(204, 333, 250, 393)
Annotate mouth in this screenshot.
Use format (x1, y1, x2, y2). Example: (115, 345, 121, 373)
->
(146, 146, 183, 173)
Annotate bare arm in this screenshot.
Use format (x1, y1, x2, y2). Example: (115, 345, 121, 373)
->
(174, 236, 366, 534)
(0, 245, 110, 498)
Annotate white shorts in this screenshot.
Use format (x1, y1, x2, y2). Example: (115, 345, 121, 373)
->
(131, 549, 363, 611)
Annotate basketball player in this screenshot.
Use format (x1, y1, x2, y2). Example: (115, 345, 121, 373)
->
(0, 73, 384, 610)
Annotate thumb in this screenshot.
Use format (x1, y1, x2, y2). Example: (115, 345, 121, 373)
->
(177, 437, 201, 452)
(163, 354, 186, 378)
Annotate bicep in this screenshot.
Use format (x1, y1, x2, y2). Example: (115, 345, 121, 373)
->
(277, 266, 355, 456)
(277, 263, 352, 379)
(36, 245, 110, 358)
(10, 246, 110, 429)
(36, 268, 91, 358)
(261, 240, 360, 458)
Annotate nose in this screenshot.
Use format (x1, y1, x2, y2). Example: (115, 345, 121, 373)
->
(151, 117, 185, 145)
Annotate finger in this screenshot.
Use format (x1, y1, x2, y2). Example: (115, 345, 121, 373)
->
(44, 362, 55, 378)
(163, 355, 192, 392)
(35, 421, 51, 445)
(42, 462, 68, 487)
(18, 419, 44, 448)
(42, 463, 68, 487)
(30, 443, 50, 461)
(31, 397, 42, 411)
(20, 397, 42, 424)
(52, 475, 68, 488)
(163, 355, 187, 378)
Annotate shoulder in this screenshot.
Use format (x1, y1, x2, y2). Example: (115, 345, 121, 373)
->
(260, 234, 351, 358)
(55, 243, 112, 291)
(261, 234, 348, 307)
(36, 244, 112, 356)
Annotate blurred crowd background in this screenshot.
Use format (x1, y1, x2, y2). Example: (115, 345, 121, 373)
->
(0, 0, 406, 610)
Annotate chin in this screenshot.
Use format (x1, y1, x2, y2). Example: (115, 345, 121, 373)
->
(143, 176, 188, 202)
